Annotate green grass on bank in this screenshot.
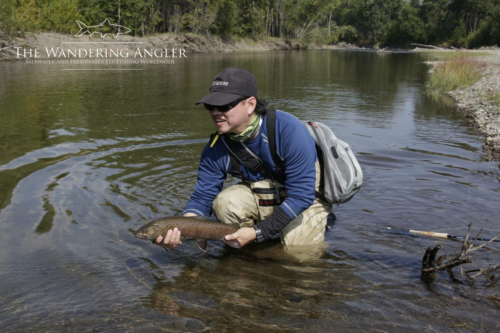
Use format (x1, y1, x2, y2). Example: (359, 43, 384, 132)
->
(487, 91, 500, 107)
(427, 54, 486, 94)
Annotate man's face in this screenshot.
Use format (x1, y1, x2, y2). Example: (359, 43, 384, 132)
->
(209, 97, 256, 134)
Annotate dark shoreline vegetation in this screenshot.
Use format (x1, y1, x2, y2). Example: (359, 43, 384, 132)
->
(1, 0, 500, 49)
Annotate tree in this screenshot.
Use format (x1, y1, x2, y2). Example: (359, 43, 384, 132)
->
(213, 0, 238, 36)
(383, 3, 425, 45)
(183, 0, 219, 35)
(234, 0, 268, 38)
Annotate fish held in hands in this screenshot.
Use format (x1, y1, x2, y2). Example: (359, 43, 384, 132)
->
(134, 216, 241, 251)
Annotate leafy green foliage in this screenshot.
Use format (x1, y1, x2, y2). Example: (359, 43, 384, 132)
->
(0, 0, 499, 47)
(383, 4, 425, 45)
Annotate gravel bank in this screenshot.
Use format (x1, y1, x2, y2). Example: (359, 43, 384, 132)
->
(446, 50, 500, 167)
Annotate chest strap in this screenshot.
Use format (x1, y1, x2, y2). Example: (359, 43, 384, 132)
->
(220, 134, 284, 203)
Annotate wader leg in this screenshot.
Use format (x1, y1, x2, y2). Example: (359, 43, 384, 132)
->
(280, 199, 332, 247)
(212, 183, 259, 228)
(280, 160, 332, 247)
(213, 161, 332, 247)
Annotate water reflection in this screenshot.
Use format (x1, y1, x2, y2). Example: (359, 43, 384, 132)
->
(0, 50, 499, 332)
(136, 245, 361, 331)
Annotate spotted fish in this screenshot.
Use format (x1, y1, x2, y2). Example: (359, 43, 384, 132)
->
(134, 216, 241, 251)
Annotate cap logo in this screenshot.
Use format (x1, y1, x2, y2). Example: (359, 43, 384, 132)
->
(212, 81, 229, 86)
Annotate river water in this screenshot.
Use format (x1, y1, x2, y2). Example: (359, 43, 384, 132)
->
(0, 50, 499, 332)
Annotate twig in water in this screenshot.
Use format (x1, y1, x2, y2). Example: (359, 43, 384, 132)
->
(420, 223, 499, 286)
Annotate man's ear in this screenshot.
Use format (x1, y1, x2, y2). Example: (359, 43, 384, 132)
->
(246, 96, 257, 115)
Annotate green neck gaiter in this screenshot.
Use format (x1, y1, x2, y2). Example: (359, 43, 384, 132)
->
(228, 114, 262, 142)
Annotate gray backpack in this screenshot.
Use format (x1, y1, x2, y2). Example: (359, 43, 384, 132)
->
(300, 120, 363, 204)
(223, 110, 363, 205)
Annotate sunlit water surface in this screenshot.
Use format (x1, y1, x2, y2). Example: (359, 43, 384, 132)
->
(0, 50, 499, 332)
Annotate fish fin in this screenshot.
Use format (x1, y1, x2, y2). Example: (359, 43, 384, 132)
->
(197, 239, 208, 252)
(192, 216, 212, 221)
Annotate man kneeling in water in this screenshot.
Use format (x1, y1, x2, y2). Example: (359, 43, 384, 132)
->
(157, 67, 332, 249)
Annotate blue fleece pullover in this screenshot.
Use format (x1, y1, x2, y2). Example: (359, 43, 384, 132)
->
(183, 110, 317, 234)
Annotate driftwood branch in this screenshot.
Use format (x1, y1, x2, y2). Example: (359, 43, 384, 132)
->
(469, 233, 500, 253)
(411, 43, 443, 50)
(421, 223, 500, 286)
(411, 43, 457, 51)
(466, 265, 500, 286)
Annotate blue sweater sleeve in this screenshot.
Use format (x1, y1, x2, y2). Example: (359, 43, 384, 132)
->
(183, 140, 228, 216)
(275, 112, 317, 219)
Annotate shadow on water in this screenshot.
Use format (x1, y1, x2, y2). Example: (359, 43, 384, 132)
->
(0, 51, 499, 332)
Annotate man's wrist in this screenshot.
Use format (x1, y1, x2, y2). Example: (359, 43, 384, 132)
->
(255, 207, 292, 240)
(252, 225, 265, 242)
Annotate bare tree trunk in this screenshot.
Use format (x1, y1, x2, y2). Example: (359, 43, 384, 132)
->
(278, 0, 285, 38)
(328, 11, 332, 35)
(271, 8, 274, 37)
(174, 5, 180, 34)
(252, 0, 255, 37)
(297, 12, 321, 40)
(266, 10, 269, 36)
(118, 0, 121, 33)
(474, 11, 478, 32)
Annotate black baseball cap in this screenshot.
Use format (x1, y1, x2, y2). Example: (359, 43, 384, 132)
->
(195, 67, 258, 106)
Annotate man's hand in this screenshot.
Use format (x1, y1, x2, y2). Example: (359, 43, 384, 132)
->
(156, 227, 182, 249)
(155, 213, 197, 249)
(224, 227, 257, 248)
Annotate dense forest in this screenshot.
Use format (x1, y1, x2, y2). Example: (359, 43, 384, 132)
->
(1, 0, 499, 48)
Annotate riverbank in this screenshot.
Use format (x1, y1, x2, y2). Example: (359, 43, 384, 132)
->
(0, 32, 362, 60)
(440, 50, 500, 168)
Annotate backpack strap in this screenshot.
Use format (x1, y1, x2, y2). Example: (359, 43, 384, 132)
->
(228, 153, 243, 179)
(221, 135, 266, 174)
(266, 110, 284, 172)
(221, 134, 283, 203)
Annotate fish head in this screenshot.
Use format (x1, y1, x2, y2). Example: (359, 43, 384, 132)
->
(133, 223, 159, 240)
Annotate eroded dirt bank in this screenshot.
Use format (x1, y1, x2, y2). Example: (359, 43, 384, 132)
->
(0, 32, 360, 60)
